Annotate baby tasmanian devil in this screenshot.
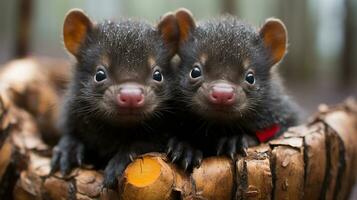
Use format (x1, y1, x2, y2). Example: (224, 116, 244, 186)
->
(167, 9, 300, 170)
(51, 9, 178, 188)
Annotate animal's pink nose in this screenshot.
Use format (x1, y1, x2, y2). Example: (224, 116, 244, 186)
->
(208, 83, 235, 105)
(117, 86, 144, 108)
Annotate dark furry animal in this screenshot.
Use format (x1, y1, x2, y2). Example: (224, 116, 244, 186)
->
(51, 9, 178, 188)
(166, 9, 300, 170)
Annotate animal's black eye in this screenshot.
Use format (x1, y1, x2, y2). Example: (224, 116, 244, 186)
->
(94, 69, 107, 82)
(190, 65, 202, 79)
(153, 70, 163, 82)
(245, 72, 255, 84)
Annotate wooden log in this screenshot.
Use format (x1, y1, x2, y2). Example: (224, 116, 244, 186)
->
(316, 100, 357, 200)
(0, 57, 70, 145)
(236, 145, 273, 200)
(303, 123, 327, 199)
(0, 98, 353, 200)
(191, 156, 234, 200)
(0, 58, 356, 200)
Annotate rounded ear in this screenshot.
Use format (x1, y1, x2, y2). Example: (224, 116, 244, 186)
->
(157, 12, 179, 56)
(259, 18, 287, 65)
(63, 9, 93, 56)
(175, 8, 196, 43)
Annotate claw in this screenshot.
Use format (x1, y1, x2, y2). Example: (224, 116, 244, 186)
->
(166, 137, 177, 155)
(129, 153, 137, 162)
(171, 142, 183, 163)
(166, 139, 203, 171)
(194, 150, 203, 168)
(216, 135, 249, 159)
(183, 160, 189, 171)
(171, 154, 179, 163)
(217, 137, 227, 155)
(181, 150, 193, 171)
(228, 136, 238, 159)
(50, 148, 61, 174)
(239, 136, 248, 157)
(166, 146, 173, 155)
(230, 152, 235, 160)
(195, 159, 202, 168)
(76, 145, 84, 167)
(240, 147, 248, 157)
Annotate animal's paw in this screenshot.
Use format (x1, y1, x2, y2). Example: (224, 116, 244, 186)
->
(50, 135, 84, 175)
(216, 135, 248, 159)
(102, 170, 119, 189)
(166, 137, 203, 171)
(102, 152, 132, 189)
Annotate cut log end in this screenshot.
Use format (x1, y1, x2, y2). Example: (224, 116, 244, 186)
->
(125, 156, 163, 187)
(121, 155, 176, 200)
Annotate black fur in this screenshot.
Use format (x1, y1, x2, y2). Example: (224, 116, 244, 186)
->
(51, 19, 174, 188)
(167, 16, 300, 170)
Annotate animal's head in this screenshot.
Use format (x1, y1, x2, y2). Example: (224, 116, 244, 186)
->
(175, 9, 287, 121)
(63, 9, 178, 124)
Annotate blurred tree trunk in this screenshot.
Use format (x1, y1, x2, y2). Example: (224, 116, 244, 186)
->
(341, 0, 354, 89)
(14, 0, 32, 58)
(278, 0, 317, 81)
(221, 0, 236, 14)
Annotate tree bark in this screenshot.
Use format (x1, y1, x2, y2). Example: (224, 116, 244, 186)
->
(0, 58, 356, 200)
(14, 0, 33, 58)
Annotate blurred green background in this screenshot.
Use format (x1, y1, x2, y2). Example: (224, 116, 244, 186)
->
(0, 0, 356, 114)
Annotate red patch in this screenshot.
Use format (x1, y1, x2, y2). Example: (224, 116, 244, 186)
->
(255, 124, 280, 143)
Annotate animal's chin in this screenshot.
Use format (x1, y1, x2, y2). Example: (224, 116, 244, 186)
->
(199, 108, 238, 121)
(104, 107, 152, 125)
(117, 115, 146, 124)
(193, 101, 244, 121)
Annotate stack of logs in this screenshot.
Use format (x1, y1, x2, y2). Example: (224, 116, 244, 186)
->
(0, 58, 356, 200)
